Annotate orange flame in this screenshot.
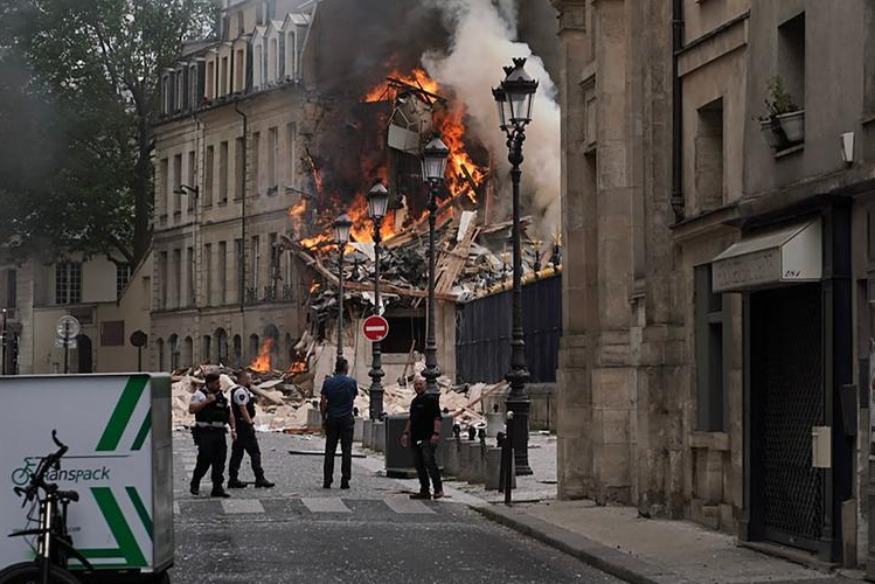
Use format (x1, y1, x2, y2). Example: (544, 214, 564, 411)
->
(289, 200, 307, 218)
(285, 360, 308, 375)
(249, 338, 274, 374)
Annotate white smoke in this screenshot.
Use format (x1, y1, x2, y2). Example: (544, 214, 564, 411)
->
(421, 0, 561, 240)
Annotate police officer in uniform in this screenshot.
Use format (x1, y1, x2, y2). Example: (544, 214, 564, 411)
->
(188, 372, 235, 497)
(228, 370, 275, 489)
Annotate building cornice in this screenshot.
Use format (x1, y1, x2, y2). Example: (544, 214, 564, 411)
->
(551, 0, 587, 33)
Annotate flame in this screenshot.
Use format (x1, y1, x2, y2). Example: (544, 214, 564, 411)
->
(310, 282, 320, 293)
(286, 360, 308, 375)
(289, 200, 307, 218)
(249, 338, 274, 374)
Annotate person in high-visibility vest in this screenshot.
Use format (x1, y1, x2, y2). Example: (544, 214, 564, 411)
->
(228, 370, 275, 489)
(189, 372, 236, 498)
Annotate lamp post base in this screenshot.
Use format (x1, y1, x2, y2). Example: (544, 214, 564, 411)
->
(506, 396, 533, 476)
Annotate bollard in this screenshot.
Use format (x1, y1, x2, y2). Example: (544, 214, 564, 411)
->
(373, 420, 386, 453)
(443, 437, 461, 477)
(458, 436, 472, 481)
(353, 417, 364, 443)
(486, 412, 504, 438)
(485, 447, 503, 490)
(466, 442, 484, 484)
(499, 411, 515, 505)
(362, 419, 374, 449)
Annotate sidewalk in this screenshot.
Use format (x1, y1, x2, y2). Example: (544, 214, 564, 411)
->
(362, 433, 868, 584)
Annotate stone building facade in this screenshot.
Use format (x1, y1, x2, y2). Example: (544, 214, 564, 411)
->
(552, 0, 875, 567)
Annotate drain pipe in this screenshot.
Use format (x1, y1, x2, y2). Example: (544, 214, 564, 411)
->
(234, 100, 248, 314)
(671, 0, 685, 223)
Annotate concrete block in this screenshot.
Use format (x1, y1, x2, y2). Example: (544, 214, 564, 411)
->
(485, 447, 502, 490)
(466, 442, 485, 484)
(458, 439, 473, 481)
(306, 408, 322, 431)
(353, 417, 364, 442)
(362, 419, 373, 449)
(443, 439, 461, 477)
(373, 421, 386, 453)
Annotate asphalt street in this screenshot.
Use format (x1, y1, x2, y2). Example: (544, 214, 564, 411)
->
(166, 431, 625, 584)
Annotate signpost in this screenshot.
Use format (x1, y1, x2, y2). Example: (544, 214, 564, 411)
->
(130, 330, 148, 372)
(56, 315, 80, 374)
(362, 315, 389, 343)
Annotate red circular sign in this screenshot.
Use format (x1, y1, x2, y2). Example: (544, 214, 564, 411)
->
(362, 315, 389, 342)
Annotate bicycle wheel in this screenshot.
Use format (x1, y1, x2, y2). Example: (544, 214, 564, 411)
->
(0, 562, 82, 584)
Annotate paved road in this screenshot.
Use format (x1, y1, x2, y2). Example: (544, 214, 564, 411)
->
(167, 432, 624, 584)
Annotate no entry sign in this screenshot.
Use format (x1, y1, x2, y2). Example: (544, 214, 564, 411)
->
(362, 315, 389, 342)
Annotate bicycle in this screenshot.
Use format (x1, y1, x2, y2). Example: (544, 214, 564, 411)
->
(0, 430, 94, 584)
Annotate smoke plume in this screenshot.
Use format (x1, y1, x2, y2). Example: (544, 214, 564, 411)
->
(420, 0, 562, 240)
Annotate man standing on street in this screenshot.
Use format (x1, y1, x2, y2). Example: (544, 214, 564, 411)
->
(189, 372, 235, 498)
(320, 356, 357, 489)
(228, 370, 275, 489)
(401, 376, 443, 500)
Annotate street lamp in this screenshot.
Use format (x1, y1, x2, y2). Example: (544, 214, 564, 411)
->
(332, 213, 353, 373)
(493, 57, 538, 476)
(367, 181, 390, 419)
(421, 134, 450, 396)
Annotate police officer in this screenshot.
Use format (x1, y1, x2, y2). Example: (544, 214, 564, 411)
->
(228, 370, 275, 489)
(189, 372, 235, 498)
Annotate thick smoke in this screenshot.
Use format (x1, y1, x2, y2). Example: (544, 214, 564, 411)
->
(421, 0, 562, 239)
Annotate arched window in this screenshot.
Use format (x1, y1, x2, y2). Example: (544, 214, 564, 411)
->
(249, 334, 260, 361)
(216, 328, 229, 364)
(233, 335, 242, 366)
(183, 336, 194, 367)
(202, 335, 211, 363)
(156, 338, 165, 371)
(264, 324, 280, 363)
(169, 334, 180, 370)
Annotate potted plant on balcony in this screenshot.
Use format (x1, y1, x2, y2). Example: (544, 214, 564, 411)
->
(760, 76, 804, 148)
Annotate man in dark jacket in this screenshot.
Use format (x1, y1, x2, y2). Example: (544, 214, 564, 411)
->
(320, 357, 357, 489)
(189, 372, 235, 498)
(401, 376, 443, 500)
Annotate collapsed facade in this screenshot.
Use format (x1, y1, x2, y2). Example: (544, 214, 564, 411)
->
(553, 0, 875, 568)
(151, 0, 562, 396)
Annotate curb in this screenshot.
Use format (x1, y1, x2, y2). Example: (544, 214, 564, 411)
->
(472, 504, 690, 584)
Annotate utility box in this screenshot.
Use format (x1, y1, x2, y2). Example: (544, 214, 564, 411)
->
(0, 374, 174, 575)
(384, 413, 453, 478)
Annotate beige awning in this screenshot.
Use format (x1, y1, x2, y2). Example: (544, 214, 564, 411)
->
(711, 219, 822, 293)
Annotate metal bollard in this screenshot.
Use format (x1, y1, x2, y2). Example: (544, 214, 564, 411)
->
(499, 411, 515, 505)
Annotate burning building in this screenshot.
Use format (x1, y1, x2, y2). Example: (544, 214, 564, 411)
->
(151, 0, 561, 388)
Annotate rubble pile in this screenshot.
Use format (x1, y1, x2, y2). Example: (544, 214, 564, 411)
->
(169, 359, 507, 433)
(285, 209, 562, 325)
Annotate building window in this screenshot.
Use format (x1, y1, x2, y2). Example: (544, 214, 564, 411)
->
(219, 241, 228, 304)
(169, 334, 180, 370)
(204, 146, 215, 206)
(173, 248, 182, 308)
(252, 235, 261, 292)
(219, 141, 229, 203)
(217, 329, 229, 363)
(778, 13, 805, 113)
(100, 320, 125, 347)
(235, 238, 244, 304)
(249, 334, 260, 360)
(55, 262, 82, 305)
(233, 334, 242, 366)
(269, 232, 279, 291)
(695, 265, 727, 432)
(695, 98, 724, 212)
(268, 38, 278, 83)
(3, 269, 17, 308)
(252, 131, 261, 195)
(159, 158, 169, 219)
(158, 252, 168, 309)
(234, 136, 245, 201)
(235, 49, 245, 92)
(204, 243, 213, 306)
(116, 263, 132, 298)
(220, 56, 229, 96)
(184, 336, 193, 366)
(267, 127, 278, 192)
(172, 153, 182, 217)
(186, 150, 196, 213)
(202, 335, 211, 362)
(206, 61, 215, 100)
(286, 123, 297, 186)
(157, 338, 165, 371)
(186, 247, 195, 307)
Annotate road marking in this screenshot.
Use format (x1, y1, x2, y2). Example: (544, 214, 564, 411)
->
(383, 495, 435, 515)
(221, 499, 265, 514)
(302, 497, 351, 513)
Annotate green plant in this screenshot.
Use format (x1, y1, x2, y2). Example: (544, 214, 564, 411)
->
(763, 76, 800, 118)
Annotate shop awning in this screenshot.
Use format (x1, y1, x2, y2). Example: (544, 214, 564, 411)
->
(711, 219, 822, 293)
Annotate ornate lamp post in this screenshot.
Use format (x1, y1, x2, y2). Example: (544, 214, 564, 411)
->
(332, 213, 353, 373)
(367, 181, 390, 419)
(493, 57, 538, 476)
(421, 134, 450, 396)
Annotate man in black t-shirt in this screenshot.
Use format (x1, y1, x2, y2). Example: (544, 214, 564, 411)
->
(320, 357, 357, 489)
(401, 376, 443, 500)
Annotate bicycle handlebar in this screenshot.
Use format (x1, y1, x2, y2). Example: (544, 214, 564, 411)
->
(16, 430, 69, 506)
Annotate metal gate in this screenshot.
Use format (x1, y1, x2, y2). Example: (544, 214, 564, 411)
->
(750, 284, 823, 550)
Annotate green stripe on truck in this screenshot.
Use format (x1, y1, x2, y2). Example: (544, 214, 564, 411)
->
(96, 375, 148, 452)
